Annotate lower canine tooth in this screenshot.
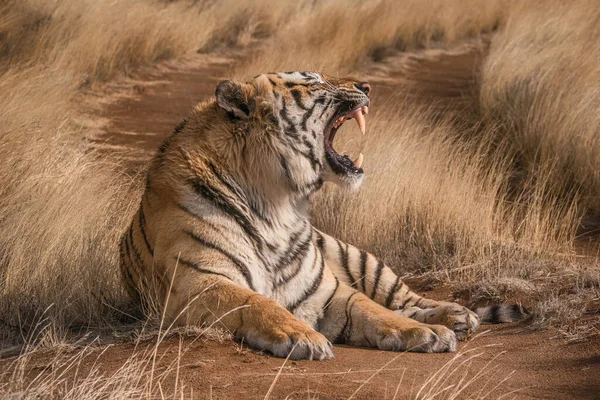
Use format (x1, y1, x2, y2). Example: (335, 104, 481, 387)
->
(353, 152, 364, 169)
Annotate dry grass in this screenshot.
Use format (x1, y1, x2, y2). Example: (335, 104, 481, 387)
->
(240, 0, 509, 74)
(0, 325, 232, 399)
(1, 0, 600, 397)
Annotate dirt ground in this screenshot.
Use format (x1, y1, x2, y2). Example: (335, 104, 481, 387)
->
(48, 44, 600, 398)
(18, 325, 593, 400)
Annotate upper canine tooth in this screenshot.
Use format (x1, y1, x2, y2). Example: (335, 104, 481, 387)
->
(355, 110, 366, 135)
(353, 152, 364, 168)
(363, 106, 369, 115)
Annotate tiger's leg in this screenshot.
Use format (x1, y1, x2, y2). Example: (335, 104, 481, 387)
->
(317, 280, 457, 352)
(313, 228, 479, 340)
(165, 271, 333, 360)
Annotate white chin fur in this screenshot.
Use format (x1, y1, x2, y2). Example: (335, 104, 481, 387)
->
(323, 168, 365, 191)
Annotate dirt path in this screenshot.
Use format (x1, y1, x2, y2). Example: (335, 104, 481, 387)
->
(80, 47, 600, 399)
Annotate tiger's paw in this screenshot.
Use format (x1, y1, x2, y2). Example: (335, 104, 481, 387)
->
(397, 303, 480, 341)
(245, 323, 334, 360)
(376, 322, 457, 353)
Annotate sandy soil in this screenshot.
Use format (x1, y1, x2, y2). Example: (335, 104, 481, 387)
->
(46, 44, 600, 399)
(11, 324, 592, 400)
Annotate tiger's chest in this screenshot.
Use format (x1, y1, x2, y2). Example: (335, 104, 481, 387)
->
(241, 217, 321, 306)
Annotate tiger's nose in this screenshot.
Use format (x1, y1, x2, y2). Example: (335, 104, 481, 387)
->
(354, 82, 371, 96)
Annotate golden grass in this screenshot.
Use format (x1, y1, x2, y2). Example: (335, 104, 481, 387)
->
(480, 0, 600, 218)
(240, 0, 509, 74)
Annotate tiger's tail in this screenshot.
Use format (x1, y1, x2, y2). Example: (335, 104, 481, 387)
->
(474, 304, 530, 324)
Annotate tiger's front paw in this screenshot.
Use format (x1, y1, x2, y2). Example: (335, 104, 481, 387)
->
(376, 321, 457, 353)
(246, 320, 334, 360)
(398, 303, 480, 341)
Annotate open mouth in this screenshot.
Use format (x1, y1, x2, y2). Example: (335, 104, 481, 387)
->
(324, 104, 369, 175)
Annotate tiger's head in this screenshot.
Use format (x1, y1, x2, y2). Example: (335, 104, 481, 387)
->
(214, 72, 370, 196)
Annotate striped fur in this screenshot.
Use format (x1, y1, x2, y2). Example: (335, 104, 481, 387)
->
(119, 72, 493, 360)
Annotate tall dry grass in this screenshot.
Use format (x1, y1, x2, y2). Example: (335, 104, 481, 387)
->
(480, 0, 600, 225)
(240, 0, 509, 74)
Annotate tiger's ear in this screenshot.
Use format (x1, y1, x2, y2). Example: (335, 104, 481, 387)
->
(215, 80, 255, 119)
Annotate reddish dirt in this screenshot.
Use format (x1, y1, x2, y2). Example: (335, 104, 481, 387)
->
(14, 325, 593, 400)
(69, 46, 600, 399)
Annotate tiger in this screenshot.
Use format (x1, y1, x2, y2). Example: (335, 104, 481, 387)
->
(119, 71, 522, 360)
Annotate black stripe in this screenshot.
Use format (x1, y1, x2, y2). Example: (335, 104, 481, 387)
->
(385, 276, 401, 308)
(128, 224, 145, 273)
(209, 163, 245, 199)
(415, 297, 428, 308)
(185, 230, 255, 291)
(318, 99, 333, 118)
(288, 251, 325, 312)
(291, 89, 309, 110)
(359, 251, 367, 293)
(138, 204, 154, 256)
(179, 258, 234, 281)
(298, 150, 321, 171)
(491, 304, 501, 323)
(268, 78, 279, 87)
(317, 277, 339, 332)
(370, 260, 384, 299)
(277, 224, 310, 268)
(301, 104, 316, 131)
(119, 236, 140, 299)
(301, 136, 321, 171)
(190, 178, 262, 251)
(336, 240, 355, 285)
(280, 101, 298, 135)
(124, 224, 150, 292)
(400, 289, 414, 309)
(176, 203, 229, 239)
(208, 163, 270, 224)
(177, 202, 272, 268)
(129, 223, 163, 289)
(277, 236, 312, 286)
(314, 230, 325, 253)
(323, 277, 339, 311)
(280, 156, 292, 185)
(334, 292, 360, 344)
(173, 118, 188, 134)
